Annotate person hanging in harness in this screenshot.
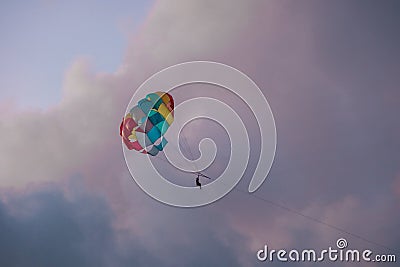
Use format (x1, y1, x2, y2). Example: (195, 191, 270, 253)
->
(195, 172, 211, 189)
(196, 174, 202, 189)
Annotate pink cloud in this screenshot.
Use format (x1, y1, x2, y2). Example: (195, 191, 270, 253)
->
(1, 1, 399, 265)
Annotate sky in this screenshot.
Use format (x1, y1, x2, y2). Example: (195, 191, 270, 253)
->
(0, 0, 399, 266)
(0, 0, 153, 108)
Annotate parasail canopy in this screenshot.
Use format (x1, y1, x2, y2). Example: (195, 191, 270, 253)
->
(120, 91, 174, 156)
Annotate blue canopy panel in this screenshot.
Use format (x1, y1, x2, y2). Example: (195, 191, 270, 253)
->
(146, 125, 162, 144)
(155, 121, 169, 135)
(148, 110, 165, 125)
(155, 137, 168, 151)
(146, 93, 163, 109)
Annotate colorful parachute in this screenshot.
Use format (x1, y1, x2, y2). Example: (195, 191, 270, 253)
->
(120, 92, 174, 156)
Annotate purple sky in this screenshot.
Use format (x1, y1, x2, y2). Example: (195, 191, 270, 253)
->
(0, 0, 153, 108)
(0, 1, 399, 266)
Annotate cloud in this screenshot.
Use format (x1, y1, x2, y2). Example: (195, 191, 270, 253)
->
(0, 0, 399, 266)
(394, 173, 400, 200)
(0, 179, 255, 267)
(0, 182, 117, 267)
